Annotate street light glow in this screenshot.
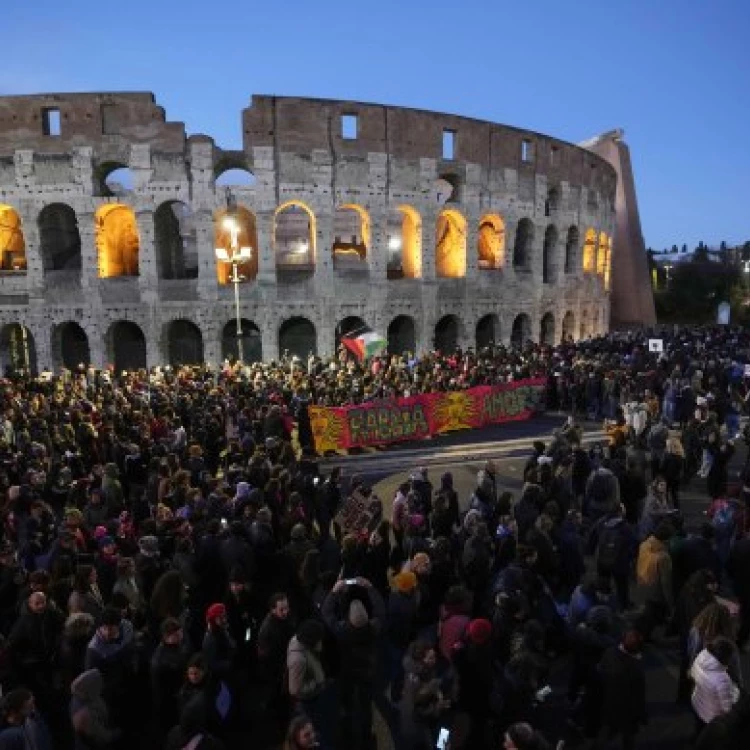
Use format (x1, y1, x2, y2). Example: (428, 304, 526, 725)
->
(214, 247, 229, 261)
(388, 236, 402, 251)
(222, 216, 238, 232)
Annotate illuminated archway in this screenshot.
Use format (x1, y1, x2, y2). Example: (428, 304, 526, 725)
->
(0, 324, 36, 374)
(387, 315, 416, 355)
(279, 317, 317, 360)
(274, 201, 316, 272)
(540, 312, 555, 345)
(511, 313, 531, 347)
(53, 322, 90, 370)
(564, 226, 579, 274)
(214, 206, 258, 283)
(478, 214, 505, 270)
(435, 209, 466, 278)
(155, 201, 196, 280)
(38, 204, 81, 271)
(106, 321, 147, 373)
(167, 320, 204, 366)
(476, 314, 500, 349)
(333, 205, 369, 269)
(434, 315, 460, 353)
(222, 319, 262, 363)
(597, 232, 608, 276)
(0, 205, 26, 272)
(542, 225, 559, 284)
(582, 228, 596, 273)
(95, 204, 140, 277)
(562, 311, 575, 341)
(386, 206, 421, 279)
(513, 219, 534, 269)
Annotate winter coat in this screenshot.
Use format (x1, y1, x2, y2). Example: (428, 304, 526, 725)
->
(691, 649, 740, 723)
(598, 645, 647, 732)
(70, 669, 120, 750)
(385, 590, 418, 649)
(61, 613, 95, 682)
(286, 636, 325, 701)
(202, 626, 237, 681)
(636, 536, 674, 610)
(151, 642, 190, 730)
(84, 619, 136, 703)
(8, 604, 64, 674)
(639, 492, 674, 540)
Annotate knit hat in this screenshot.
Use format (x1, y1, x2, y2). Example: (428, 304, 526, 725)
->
(348, 599, 369, 628)
(205, 603, 226, 625)
(98, 536, 115, 550)
(393, 571, 418, 594)
(466, 618, 493, 645)
(94, 526, 108, 540)
(138, 535, 160, 557)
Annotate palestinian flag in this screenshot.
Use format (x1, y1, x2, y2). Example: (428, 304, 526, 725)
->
(341, 330, 386, 360)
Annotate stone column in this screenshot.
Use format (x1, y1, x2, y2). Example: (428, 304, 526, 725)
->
(194, 210, 218, 302)
(87, 323, 106, 369)
(255, 210, 276, 286)
(421, 211, 437, 281)
(313, 212, 334, 292)
(136, 209, 158, 303)
(262, 319, 279, 362)
(17, 205, 44, 299)
(368, 211, 388, 282)
(465, 215, 479, 281)
(146, 330, 163, 369)
(27, 320, 51, 372)
(202, 322, 221, 367)
(78, 212, 101, 303)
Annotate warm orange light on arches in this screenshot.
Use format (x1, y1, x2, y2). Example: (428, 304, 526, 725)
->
(95, 204, 140, 277)
(597, 232, 608, 276)
(214, 207, 259, 284)
(436, 209, 467, 278)
(274, 200, 317, 262)
(397, 205, 421, 279)
(604, 235, 613, 290)
(582, 228, 596, 273)
(338, 204, 371, 250)
(478, 214, 506, 269)
(0, 204, 26, 271)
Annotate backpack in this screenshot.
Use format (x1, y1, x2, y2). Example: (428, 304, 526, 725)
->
(597, 524, 625, 571)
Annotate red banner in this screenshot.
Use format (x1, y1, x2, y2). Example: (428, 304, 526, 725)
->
(309, 378, 546, 452)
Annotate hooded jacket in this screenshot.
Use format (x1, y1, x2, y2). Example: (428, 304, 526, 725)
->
(84, 619, 136, 698)
(691, 649, 740, 723)
(636, 536, 674, 609)
(286, 636, 325, 701)
(70, 669, 119, 750)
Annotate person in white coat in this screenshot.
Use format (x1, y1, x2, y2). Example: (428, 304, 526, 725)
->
(691, 637, 740, 729)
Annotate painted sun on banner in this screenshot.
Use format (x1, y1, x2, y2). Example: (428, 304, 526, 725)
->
(430, 391, 479, 433)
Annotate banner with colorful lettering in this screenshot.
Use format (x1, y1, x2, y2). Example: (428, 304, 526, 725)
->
(309, 378, 546, 452)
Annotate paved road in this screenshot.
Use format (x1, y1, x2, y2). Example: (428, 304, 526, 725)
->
(355, 423, 750, 749)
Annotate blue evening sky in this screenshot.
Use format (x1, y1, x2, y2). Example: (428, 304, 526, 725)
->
(2, 0, 748, 251)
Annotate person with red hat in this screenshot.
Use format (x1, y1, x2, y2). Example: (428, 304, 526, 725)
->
(202, 603, 236, 686)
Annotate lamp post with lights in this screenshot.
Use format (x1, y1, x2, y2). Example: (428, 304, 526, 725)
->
(215, 215, 253, 364)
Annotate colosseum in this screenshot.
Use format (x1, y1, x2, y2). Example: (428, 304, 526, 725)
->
(0, 93, 625, 373)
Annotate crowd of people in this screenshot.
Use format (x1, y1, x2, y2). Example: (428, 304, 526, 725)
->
(0, 326, 749, 749)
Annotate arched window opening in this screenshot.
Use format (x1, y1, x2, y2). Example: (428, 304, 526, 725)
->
(511, 313, 531, 348)
(55, 322, 90, 370)
(155, 201, 196, 280)
(274, 202, 316, 273)
(0, 324, 36, 374)
(564, 226, 579, 275)
(107, 321, 147, 373)
(513, 219, 534, 270)
(582, 228, 597, 273)
(540, 312, 555, 345)
(279, 317, 317, 360)
(95, 204, 140, 277)
(434, 315, 460, 354)
(214, 207, 258, 284)
(542, 225, 559, 284)
(562, 311, 575, 342)
(0, 204, 27, 272)
(97, 164, 135, 198)
(387, 315, 416, 355)
(478, 214, 505, 270)
(215, 168, 256, 187)
(167, 320, 204, 366)
(476, 314, 500, 350)
(433, 175, 459, 205)
(336, 316, 367, 350)
(386, 206, 421, 280)
(597, 232, 608, 276)
(222, 319, 262, 364)
(333, 205, 369, 269)
(435, 209, 466, 278)
(38, 203, 81, 271)
(545, 185, 561, 217)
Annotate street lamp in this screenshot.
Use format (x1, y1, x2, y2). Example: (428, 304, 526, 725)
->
(663, 262, 673, 290)
(215, 215, 253, 363)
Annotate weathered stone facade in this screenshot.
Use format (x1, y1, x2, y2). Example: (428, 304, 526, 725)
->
(0, 93, 616, 372)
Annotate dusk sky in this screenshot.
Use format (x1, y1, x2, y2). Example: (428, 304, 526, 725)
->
(2, 0, 748, 251)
